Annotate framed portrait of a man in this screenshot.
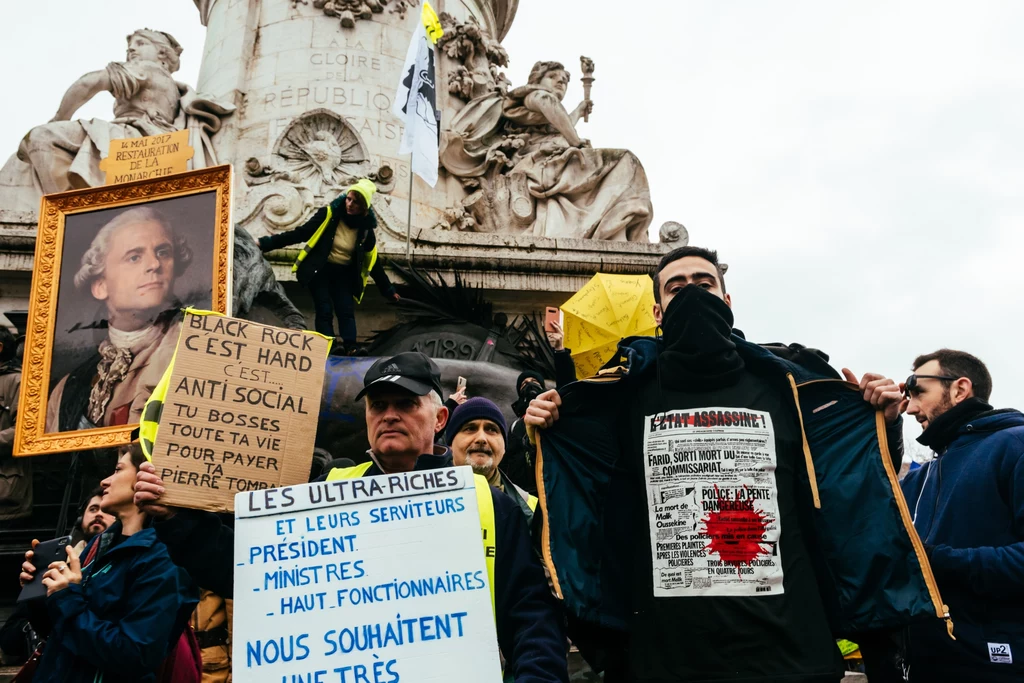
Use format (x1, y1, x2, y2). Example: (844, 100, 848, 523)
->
(15, 165, 232, 455)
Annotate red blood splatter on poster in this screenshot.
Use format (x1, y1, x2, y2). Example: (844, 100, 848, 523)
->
(701, 484, 772, 577)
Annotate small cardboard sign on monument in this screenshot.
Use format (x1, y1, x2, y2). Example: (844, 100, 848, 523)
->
(98, 129, 193, 184)
(149, 311, 330, 512)
(233, 467, 502, 683)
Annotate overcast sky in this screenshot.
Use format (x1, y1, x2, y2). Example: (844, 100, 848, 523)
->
(2, 1, 1022, 443)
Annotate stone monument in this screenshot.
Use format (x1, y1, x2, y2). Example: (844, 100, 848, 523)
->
(0, 0, 689, 348)
(0, 27, 239, 319)
(0, 29, 234, 209)
(190, 0, 681, 334)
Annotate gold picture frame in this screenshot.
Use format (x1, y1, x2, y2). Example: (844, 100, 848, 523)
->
(15, 165, 233, 456)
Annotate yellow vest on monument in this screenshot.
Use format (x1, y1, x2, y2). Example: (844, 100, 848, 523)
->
(292, 203, 380, 305)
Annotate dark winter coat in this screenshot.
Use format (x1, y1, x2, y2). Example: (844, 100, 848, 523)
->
(33, 524, 198, 683)
(900, 409, 1024, 682)
(536, 336, 950, 647)
(258, 200, 395, 300)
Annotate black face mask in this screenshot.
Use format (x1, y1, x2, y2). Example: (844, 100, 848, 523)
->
(512, 381, 543, 417)
(658, 285, 745, 391)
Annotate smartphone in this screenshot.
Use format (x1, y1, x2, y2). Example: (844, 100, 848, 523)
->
(457, 376, 467, 392)
(544, 307, 562, 333)
(18, 536, 71, 602)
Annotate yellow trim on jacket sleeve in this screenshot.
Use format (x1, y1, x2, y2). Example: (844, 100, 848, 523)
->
(786, 373, 821, 509)
(534, 432, 564, 601)
(874, 410, 954, 635)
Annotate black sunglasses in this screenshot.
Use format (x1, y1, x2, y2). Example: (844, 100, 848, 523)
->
(904, 373, 958, 399)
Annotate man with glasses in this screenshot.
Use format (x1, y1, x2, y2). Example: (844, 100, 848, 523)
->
(899, 349, 1024, 682)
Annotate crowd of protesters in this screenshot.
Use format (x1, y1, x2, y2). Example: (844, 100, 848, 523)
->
(2, 245, 1022, 683)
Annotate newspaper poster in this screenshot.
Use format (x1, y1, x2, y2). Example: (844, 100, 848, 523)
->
(643, 407, 784, 597)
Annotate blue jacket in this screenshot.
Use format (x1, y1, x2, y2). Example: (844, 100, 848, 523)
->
(901, 409, 1024, 681)
(34, 524, 198, 683)
(536, 336, 950, 644)
(154, 453, 568, 683)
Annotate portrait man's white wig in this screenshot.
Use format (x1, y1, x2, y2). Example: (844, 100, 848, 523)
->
(73, 206, 193, 291)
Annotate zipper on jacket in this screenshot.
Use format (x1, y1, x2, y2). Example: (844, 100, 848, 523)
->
(786, 373, 821, 509)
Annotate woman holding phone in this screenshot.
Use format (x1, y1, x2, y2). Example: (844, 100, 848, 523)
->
(18, 443, 198, 682)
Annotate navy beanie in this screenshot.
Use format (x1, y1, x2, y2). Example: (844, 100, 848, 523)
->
(445, 397, 508, 446)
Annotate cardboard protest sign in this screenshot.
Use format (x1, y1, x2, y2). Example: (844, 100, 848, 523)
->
(149, 311, 331, 512)
(233, 466, 502, 683)
(99, 129, 194, 184)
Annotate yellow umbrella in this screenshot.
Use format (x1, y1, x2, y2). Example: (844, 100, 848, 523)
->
(561, 273, 658, 379)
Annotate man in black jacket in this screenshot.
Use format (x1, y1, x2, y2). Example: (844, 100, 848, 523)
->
(134, 352, 568, 683)
(526, 246, 906, 683)
(258, 178, 399, 353)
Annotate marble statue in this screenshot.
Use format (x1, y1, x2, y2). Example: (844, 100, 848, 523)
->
(439, 60, 653, 241)
(0, 29, 234, 202)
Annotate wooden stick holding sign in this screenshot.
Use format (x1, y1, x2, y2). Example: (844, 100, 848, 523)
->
(148, 311, 331, 512)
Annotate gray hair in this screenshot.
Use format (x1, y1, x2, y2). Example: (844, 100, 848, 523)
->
(74, 206, 193, 292)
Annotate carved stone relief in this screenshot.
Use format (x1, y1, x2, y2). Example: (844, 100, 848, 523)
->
(438, 58, 654, 241)
(437, 13, 509, 103)
(297, 0, 419, 28)
(658, 221, 689, 245)
(238, 109, 395, 234)
(0, 28, 234, 211)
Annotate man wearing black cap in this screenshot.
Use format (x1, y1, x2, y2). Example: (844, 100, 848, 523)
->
(135, 352, 568, 683)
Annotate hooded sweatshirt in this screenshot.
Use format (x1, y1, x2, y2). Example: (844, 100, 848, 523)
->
(900, 404, 1024, 682)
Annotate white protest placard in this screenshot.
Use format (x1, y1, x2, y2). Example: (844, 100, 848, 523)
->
(233, 466, 503, 683)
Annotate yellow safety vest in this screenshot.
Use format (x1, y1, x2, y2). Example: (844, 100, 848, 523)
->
(139, 359, 173, 460)
(292, 204, 379, 305)
(326, 463, 497, 617)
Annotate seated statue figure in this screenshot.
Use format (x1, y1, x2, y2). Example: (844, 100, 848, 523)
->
(440, 60, 653, 241)
(0, 28, 233, 199)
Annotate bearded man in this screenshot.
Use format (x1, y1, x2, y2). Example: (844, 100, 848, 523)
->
(447, 397, 537, 523)
(897, 350, 1024, 683)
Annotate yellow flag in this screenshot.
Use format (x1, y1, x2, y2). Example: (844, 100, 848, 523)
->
(422, 1, 443, 44)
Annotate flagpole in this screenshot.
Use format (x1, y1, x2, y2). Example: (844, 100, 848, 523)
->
(406, 152, 414, 264)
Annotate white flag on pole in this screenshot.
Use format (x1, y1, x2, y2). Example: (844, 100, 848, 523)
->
(393, 2, 443, 187)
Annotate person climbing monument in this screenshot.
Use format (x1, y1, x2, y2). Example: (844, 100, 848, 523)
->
(258, 178, 399, 354)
